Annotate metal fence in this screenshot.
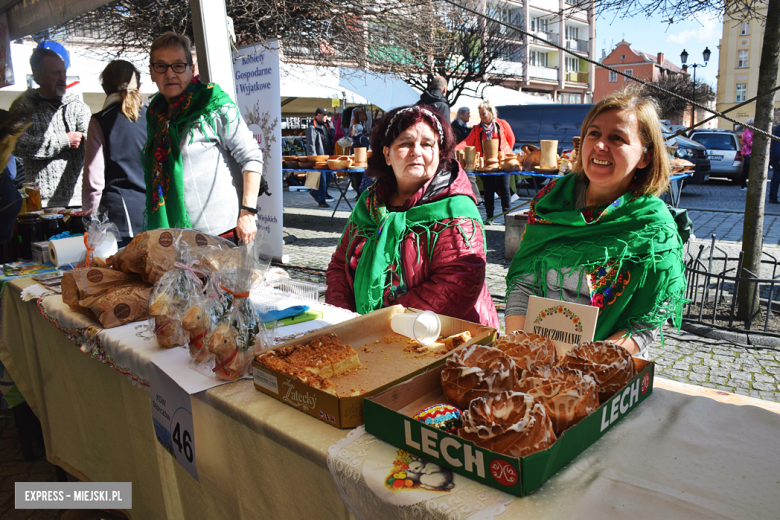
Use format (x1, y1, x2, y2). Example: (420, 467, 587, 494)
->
(684, 236, 780, 337)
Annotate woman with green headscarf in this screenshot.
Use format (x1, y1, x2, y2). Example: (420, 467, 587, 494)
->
(504, 90, 687, 355)
(326, 105, 499, 327)
(144, 32, 265, 244)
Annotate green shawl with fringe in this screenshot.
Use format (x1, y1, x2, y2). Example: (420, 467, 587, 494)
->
(348, 186, 484, 315)
(505, 172, 687, 341)
(143, 78, 236, 230)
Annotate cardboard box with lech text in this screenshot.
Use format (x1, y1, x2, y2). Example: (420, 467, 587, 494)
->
(364, 358, 654, 496)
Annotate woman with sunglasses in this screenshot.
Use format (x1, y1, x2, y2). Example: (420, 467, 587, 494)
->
(145, 32, 264, 244)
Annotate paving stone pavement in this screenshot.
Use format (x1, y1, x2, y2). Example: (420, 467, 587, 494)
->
(280, 185, 780, 402)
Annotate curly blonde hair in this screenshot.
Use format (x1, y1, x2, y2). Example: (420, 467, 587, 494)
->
(573, 87, 670, 197)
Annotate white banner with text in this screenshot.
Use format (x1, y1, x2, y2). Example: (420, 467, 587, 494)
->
(233, 39, 284, 260)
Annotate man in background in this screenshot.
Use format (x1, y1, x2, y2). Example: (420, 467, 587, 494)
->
(350, 123, 369, 200)
(451, 107, 471, 143)
(417, 75, 450, 120)
(11, 41, 91, 208)
(451, 106, 483, 206)
(306, 107, 335, 208)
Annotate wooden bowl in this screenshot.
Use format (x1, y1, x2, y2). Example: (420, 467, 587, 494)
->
(327, 158, 352, 170)
(522, 150, 541, 171)
(307, 155, 330, 163)
(313, 162, 329, 169)
(298, 161, 315, 169)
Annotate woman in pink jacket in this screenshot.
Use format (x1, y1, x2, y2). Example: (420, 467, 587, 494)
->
(740, 118, 753, 191)
(326, 104, 499, 328)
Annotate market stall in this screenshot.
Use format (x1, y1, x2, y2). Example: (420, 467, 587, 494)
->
(3, 273, 780, 519)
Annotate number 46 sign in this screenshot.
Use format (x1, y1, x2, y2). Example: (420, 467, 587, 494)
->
(149, 363, 199, 481)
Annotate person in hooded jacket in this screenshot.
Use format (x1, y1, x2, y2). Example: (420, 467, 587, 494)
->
(417, 76, 450, 121)
(325, 104, 499, 328)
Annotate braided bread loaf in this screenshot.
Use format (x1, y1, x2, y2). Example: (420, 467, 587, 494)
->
(458, 391, 557, 457)
(561, 341, 636, 401)
(440, 345, 517, 409)
(493, 331, 558, 376)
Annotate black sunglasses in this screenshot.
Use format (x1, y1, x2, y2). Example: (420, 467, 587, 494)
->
(151, 62, 189, 74)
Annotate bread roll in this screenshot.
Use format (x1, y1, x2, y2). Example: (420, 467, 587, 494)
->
(459, 391, 557, 457)
(494, 331, 558, 376)
(561, 341, 636, 401)
(441, 345, 517, 409)
(516, 368, 598, 434)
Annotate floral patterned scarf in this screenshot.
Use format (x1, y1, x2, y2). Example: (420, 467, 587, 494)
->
(506, 172, 687, 341)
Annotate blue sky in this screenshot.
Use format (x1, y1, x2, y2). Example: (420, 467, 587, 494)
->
(594, 12, 722, 89)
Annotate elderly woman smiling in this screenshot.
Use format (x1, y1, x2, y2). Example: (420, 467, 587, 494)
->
(504, 90, 687, 355)
(144, 32, 264, 243)
(326, 105, 500, 328)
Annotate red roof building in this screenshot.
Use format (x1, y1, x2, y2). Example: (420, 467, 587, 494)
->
(594, 41, 688, 121)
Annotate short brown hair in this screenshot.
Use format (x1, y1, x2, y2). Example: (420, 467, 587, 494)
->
(150, 31, 193, 66)
(573, 87, 670, 197)
(100, 60, 144, 121)
(430, 75, 447, 92)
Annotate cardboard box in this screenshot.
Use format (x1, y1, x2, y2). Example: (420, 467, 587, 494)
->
(364, 358, 654, 496)
(252, 305, 497, 428)
(31, 241, 50, 264)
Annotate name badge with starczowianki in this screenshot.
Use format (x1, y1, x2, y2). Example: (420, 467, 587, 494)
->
(523, 295, 599, 356)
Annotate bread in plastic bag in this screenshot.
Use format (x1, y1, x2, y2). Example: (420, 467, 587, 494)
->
(108, 229, 235, 284)
(201, 229, 273, 380)
(148, 234, 208, 348)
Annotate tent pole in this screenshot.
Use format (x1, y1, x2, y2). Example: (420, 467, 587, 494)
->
(189, 0, 236, 101)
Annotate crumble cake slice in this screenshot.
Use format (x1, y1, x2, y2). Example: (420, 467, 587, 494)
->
(256, 333, 361, 392)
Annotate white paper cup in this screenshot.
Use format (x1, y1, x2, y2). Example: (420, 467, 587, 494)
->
(391, 310, 442, 345)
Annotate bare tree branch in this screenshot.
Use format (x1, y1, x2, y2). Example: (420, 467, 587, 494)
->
(55, 0, 527, 107)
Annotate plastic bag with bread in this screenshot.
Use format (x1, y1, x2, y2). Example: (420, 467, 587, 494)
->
(107, 229, 235, 284)
(201, 230, 274, 380)
(148, 236, 208, 348)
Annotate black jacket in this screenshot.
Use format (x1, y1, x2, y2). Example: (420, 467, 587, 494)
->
(417, 89, 450, 121)
(352, 134, 369, 149)
(451, 119, 470, 143)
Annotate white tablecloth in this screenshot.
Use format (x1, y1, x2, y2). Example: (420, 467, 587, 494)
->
(38, 292, 357, 392)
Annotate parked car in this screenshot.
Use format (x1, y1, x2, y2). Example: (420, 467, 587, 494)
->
(661, 123, 711, 184)
(688, 130, 742, 181)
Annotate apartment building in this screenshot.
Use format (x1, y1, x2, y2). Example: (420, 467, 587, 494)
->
(716, 7, 780, 128)
(593, 41, 686, 106)
(487, 0, 596, 103)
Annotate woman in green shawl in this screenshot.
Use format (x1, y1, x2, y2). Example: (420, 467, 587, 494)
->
(144, 32, 265, 243)
(505, 90, 687, 355)
(326, 105, 499, 327)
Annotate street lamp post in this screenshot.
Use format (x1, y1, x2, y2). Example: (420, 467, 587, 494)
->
(680, 47, 711, 128)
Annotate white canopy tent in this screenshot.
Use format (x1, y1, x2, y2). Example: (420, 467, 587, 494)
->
(278, 63, 369, 117)
(337, 68, 420, 112)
